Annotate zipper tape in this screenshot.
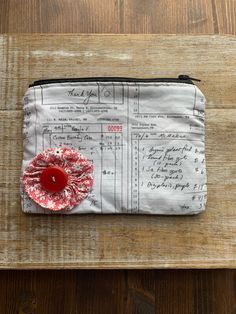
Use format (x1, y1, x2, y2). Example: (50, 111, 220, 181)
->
(29, 75, 201, 87)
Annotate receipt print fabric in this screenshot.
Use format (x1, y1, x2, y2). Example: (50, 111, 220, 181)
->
(21, 80, 207, 214)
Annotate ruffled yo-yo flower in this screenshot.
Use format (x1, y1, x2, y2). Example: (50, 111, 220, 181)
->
(23, 147, 94, 211)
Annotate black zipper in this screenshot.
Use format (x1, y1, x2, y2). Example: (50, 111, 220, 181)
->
(29, 75, 201, 87)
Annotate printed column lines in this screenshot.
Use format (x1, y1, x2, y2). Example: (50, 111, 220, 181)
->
(113, 82, 115, 104)
(100, 124, 103, 212)
(121, 133, 123, 213)
(114, 132, 116, 212)
(127, 84, 130, 212)
(193, 85, 197, 116)
(49, 131, 52, 148)
(97, 82, 101, 104)
(136, 83, 140, 114)
(131, 136, 133, 213)
(138, 136, 140, 213)
(40, 86, 45, 214)
(34, 87, 37, 155)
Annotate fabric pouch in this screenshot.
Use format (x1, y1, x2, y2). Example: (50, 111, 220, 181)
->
(21, 75, 207, 215)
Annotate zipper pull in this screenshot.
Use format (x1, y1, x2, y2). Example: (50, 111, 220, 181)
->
(178, 75, 201, 82)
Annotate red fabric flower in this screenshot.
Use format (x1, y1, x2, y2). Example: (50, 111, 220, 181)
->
(23, 148, 94, 211)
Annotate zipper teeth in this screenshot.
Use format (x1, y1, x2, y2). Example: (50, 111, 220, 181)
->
(29, 76, 194, 87)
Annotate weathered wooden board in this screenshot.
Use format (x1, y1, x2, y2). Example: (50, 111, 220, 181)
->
(0, 34, 236, 268)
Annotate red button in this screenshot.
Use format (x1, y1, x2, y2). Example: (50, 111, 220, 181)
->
(40, 166, 68, 193)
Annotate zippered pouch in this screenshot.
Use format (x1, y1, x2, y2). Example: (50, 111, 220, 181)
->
(21, 75, 207, 215)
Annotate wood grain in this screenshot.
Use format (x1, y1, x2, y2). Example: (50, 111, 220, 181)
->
(155, 270, 236, 314)
(76, 270, 127, 313)
(0, 34, 236, 269)
(0, 1, 236, 35)
(127, 270, 155, 313)
(123, 0, 215, 34)
(0, 269, 236, 313)
(0, 270, 77, 313)
(0, 0, 121, 33)
(215, 0, 236, 35)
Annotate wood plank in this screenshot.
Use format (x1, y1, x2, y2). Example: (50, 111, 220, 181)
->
(0, 34, 236, 268)
(0, 269, 236, 313)
(0, 270, 77, 313)
(123, 0, 215, 33)
(0, 0, 10, 33)
(127, 270, 155, 313)
(76, 270, 127, 313)
(155, 270, 195, 313)
(155, 270, 236, 314)
(0, 0, 121, 33)
(4, 0, 234, 35)
(1, 0, 235, 35)
(0, 35, 236, 111)
(215, 0, 236, 35)
(0, 270, 126, 313)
